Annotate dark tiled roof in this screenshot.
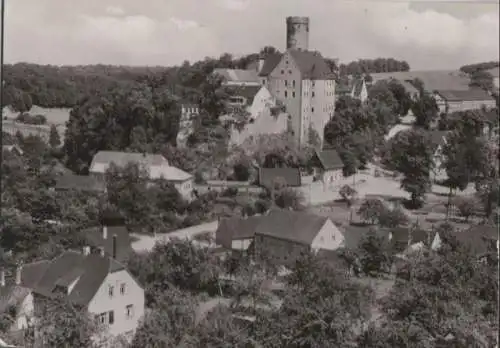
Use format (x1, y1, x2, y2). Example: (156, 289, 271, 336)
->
(82, 225, 133, 263)
(213, 69, 259, 83)
(0, 260, 51, 312)
(313, 149, 344, 170)
(55, 174, 106, 192)
(449, 224, 498, 256)
(258, 54, 283, 77)
(227, 85, 262, 105)
(255, 209, 329, 245)
(288, 49, 335, 80)
(258, 167, 302, 187)
(33, 251, 125, 306)
(388, 227, 430, 252)
(436, 89, 494, 102)
(216, 216, 262, 241)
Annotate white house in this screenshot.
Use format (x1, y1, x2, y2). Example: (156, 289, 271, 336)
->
(309, 148, 345, 189)
(89, 151, 193, 201)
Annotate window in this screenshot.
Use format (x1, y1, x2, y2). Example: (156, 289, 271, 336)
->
(108, 311, 114, 325)
(108, 286, 114, 298)
(284, 91, 288, 98)
(292, 92, 295, 98)
(285, 80, 288, 86)
(126, 305, 134, 319)
(96, 313, 107, 325)
(311, 107, 315, 113)
(292, 80, 296, 87)
(120, 283, 126, 295)
(288, 70, 292, 74)
(312, 91, 315, 97)
(281, 70, 284, 74)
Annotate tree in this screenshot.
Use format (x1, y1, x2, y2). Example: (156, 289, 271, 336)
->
(412, 94, 438, 130)
(453, 196, 476, 222)
(275, 188, 305, 211)
(64, 83, 180, 173)
(358, 198, 386, 224)
(26, 297, 102, 348)
(378, 206, 409, 228)
(308, 126, 321, 148)
(339, 184, 357, 207)
(469, 70, 494, 92)
(131, 288, 197, 348)
(233, 162, 250, 182)
(357, 228, 392, 275)
(386, 129, 434, 207)
(49, 124, 61, 148)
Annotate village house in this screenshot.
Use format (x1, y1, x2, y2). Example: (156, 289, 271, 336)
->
(258, 167, 302, 189)
(0, 261, 49, 340)
(428, 130, 449, 182)
(81, 215, 134, 264)
(176, 103, 200, 148)
(336, 77, 368, 103)
(1, 145, 23, 156)
(31, 247, 144, 347)
(215, 209, 345, 265)
(89, 151, 193, 201)
(309, 148, 344, 189)
(429, 225, 498, 261)
(433, 89, 496, 114)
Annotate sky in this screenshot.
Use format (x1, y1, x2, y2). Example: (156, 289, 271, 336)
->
(2, 0, 499, 70)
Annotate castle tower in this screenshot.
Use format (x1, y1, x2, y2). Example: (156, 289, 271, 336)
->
(286, 16, 309, 51)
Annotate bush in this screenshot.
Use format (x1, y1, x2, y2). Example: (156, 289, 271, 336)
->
(233, 162, 250, 182)
(221, 187, 238, 197)
(254, 199, 271, 214)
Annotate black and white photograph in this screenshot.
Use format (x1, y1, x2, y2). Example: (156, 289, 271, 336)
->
(0, 0, 498, 347)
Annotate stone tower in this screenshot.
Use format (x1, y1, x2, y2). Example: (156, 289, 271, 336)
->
(286, 16, 309, 51)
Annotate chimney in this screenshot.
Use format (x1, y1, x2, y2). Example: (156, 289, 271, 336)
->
(15, 264, 22, 285)
(102, 225, 108, 240)
(1, 269, 5, 287)
(112, 234, 117, 260)
(83, 246, 91, 256)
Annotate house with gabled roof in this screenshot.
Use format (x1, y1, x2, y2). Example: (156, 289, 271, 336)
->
(430, 224, 498, 261)
(213, 68, 261, 87)
(31, 245, 144, 345)
(216, 209, 345, 265)
(258, 167, 302, 189)
(427, 130, 449, 182)
(89, 151, 194, 201)
(434, 89, 496, 114)
(309, 148, 344, 188)
(336, 78, 368, 103)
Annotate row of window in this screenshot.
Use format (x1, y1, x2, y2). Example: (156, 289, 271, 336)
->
(96, 305, 135, 325)
(108, 283, 127, 297)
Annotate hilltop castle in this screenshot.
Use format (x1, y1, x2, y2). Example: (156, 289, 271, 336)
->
(214, 16, 336, 148)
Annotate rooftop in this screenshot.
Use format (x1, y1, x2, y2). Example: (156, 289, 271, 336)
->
(213, 68, 259, 83)
(370, 70, 471, 93)
(312, 148, 344, 170)
(258, 167, 302, 187)
(90, 151, 168, 171)
(436, 89, 494, 102)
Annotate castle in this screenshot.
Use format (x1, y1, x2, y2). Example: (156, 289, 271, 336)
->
(214, 16, 336, 149)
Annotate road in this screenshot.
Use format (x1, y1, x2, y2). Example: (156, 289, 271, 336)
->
(131, 220, 219, 252)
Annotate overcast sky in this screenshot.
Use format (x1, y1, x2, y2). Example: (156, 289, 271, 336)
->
(2, 0, 499, 70)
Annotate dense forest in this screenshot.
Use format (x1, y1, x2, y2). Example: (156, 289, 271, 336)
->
(2, 47, 411, 111)
(460, 61, 499, 74)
